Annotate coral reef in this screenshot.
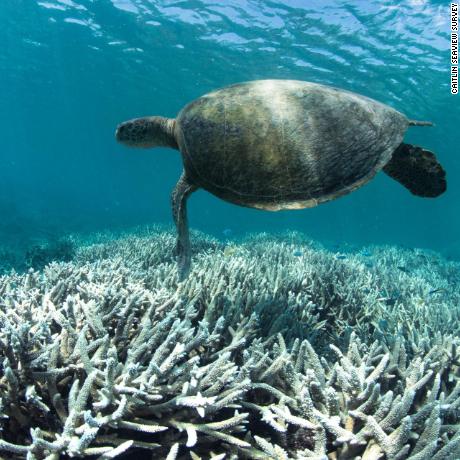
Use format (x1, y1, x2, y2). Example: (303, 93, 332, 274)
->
(0, 227, 459, 459)
(0, 237, 76, 274)
(0, 247, 20, 275)
(24, 237, 76, 271)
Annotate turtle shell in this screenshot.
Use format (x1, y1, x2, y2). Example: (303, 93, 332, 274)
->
(175, 80, 409, 210)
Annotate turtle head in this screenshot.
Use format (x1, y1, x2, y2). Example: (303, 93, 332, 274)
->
(115, 116, 178, 149)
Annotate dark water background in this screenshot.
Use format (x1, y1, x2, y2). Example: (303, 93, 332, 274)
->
(0, 0, 458, 257)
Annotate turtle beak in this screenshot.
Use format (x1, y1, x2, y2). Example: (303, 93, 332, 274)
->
(115, 122, 129, 144)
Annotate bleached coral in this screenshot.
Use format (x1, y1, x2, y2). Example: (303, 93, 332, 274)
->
(0, 228, 459, 459)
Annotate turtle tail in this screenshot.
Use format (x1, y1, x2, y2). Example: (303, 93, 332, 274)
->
(383, 143, 446, 198)
(409, 119, 434, 127)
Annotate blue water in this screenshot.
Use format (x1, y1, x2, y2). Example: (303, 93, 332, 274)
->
(0, 0, 457, 258)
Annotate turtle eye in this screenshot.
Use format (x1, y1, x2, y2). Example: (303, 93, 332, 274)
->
(116, 122, 135, 143)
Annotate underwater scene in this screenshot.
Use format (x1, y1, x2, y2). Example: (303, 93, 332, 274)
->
(1, 0, 460, 459)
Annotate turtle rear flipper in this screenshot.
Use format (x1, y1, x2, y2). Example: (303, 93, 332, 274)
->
(383, 143, 446, 197)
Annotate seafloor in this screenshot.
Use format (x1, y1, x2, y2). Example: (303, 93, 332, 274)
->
(0, 226, 459, 459)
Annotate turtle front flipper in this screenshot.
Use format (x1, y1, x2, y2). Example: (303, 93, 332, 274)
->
(172, 172, 198, 280)
(383, 143, 446, 197)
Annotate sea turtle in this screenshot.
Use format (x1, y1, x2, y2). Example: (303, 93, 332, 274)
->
(115, 79, 446, 279)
